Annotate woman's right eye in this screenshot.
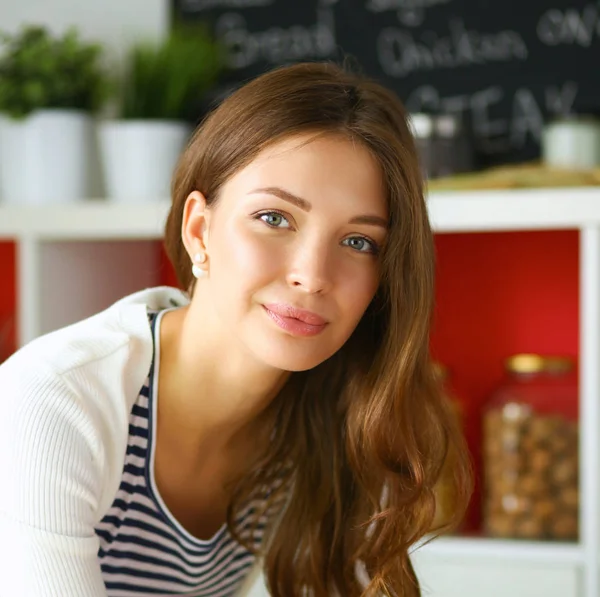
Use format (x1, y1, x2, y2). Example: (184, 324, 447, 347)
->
(257, 211, 291, 229)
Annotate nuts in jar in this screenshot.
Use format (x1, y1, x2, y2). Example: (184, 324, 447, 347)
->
(483, 354, 578, 541)
(431, 362, 464, 532)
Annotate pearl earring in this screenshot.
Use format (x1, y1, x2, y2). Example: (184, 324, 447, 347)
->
(192, 252, 207, 279)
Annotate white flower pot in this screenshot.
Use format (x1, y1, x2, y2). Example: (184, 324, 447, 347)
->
(0, 109, 95, 204)
(99, 120, 191, 203)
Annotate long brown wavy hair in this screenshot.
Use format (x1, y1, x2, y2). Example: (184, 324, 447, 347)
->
(164, 62, 473, 597)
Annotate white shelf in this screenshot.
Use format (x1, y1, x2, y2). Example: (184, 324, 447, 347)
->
(428, 187, 600, 232)
(1, 187, 600, 239)
(0, 199, 171, 240)
(415, 536, 584, 565)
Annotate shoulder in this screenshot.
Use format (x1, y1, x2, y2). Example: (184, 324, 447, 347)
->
(0, 285, 189, 522)
(11, 285, 186, 369)
(1, 285, 188, 401)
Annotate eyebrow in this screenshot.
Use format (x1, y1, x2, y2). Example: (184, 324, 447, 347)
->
(249, 186, 389, 229)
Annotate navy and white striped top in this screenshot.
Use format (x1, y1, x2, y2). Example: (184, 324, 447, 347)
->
(94, 310, 267, 596)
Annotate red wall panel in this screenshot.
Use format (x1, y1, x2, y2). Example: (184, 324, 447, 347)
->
(0, 242, 16, 360)
(430, 230, 579, 531)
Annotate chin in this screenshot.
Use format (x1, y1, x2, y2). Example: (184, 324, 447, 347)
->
(254, 339, 337, 372)
(263, 352, 328, 373)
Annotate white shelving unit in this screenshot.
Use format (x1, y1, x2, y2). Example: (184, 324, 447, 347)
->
(1, 188, 599, 597)
(0, 201, 168, 344)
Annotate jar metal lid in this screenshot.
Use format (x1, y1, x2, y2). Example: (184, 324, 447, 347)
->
(409, 113, 434, 138)
(432, 361, 448, 381)
(506, 354, 573, 374)
(544, 356, 574, 374)
(435, 114, 463, 138)
(546, 114, 600, 127)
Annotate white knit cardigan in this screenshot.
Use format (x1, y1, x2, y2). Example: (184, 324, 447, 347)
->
(0, 287, 268, 597)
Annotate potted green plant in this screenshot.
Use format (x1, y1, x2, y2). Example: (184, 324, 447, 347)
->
(98, 25, 223, 203)
(0, 25, 110, 204)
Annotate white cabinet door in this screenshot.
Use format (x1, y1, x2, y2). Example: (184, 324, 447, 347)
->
(412, 556, 580, 597)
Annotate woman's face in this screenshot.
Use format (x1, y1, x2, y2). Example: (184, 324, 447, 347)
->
(190, 133, 388, 372)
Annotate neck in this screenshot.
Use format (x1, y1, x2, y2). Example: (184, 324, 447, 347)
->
(157, 303, 289, 455)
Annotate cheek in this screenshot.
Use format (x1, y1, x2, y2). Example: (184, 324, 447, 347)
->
(337, 265, 379, 322)
(214, 223, 280, 285)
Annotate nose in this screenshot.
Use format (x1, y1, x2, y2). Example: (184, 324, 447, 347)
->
(285, 240, 334, 295)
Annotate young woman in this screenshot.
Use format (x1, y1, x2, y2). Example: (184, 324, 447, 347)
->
(0, 62, 472, 597)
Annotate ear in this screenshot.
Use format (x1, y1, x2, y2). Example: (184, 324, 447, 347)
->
(181, 191, 212, 263)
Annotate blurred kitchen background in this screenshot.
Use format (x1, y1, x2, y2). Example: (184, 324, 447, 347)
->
(1, 1, 600, 596)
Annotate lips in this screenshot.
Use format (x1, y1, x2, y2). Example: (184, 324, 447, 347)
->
(262, 303, 327, 325)
(262, 303, 328, 337)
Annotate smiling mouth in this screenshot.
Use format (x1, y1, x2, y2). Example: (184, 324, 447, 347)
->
(262, 305, 328, 337)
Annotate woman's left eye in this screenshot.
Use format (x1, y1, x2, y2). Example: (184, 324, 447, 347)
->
(342, 236, 379, 254)
(257, 211, 291, 228)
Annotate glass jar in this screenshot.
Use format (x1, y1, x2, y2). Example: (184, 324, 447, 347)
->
(432, 362, 463, 531)
(433, 114, 475, 177)
(409, 112, 435, 180)
(483, 354, 579, 541)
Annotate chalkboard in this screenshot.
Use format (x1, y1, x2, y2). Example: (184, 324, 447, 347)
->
(172, 0, 600, 166)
